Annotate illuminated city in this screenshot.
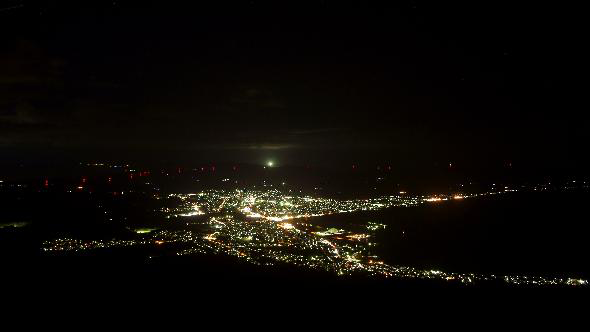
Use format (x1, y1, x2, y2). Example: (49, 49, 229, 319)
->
(42, 185, 588, 287)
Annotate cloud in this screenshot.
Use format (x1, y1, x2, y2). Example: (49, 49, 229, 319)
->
(0, 108, 42, 125)
(287, 127, 347, 135)
(242, 143, 299, 150)
(195, 142, 300, 151)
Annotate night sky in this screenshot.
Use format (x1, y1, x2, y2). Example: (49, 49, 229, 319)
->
(1, 1, 587, 170)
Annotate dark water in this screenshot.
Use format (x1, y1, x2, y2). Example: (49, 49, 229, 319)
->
(309, 191, 589, 279)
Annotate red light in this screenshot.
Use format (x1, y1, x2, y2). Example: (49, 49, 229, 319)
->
(44, 179, 49, 187)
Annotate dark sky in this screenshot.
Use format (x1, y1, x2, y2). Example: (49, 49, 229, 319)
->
(0, 1, 587, 169)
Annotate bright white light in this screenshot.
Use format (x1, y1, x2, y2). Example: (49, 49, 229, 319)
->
(278, 223, 295, 230)
(178, 204, 205, 216)
(267, 161, 274, 167)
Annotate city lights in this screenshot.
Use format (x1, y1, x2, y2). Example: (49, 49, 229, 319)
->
(40, 184, 588, 287)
